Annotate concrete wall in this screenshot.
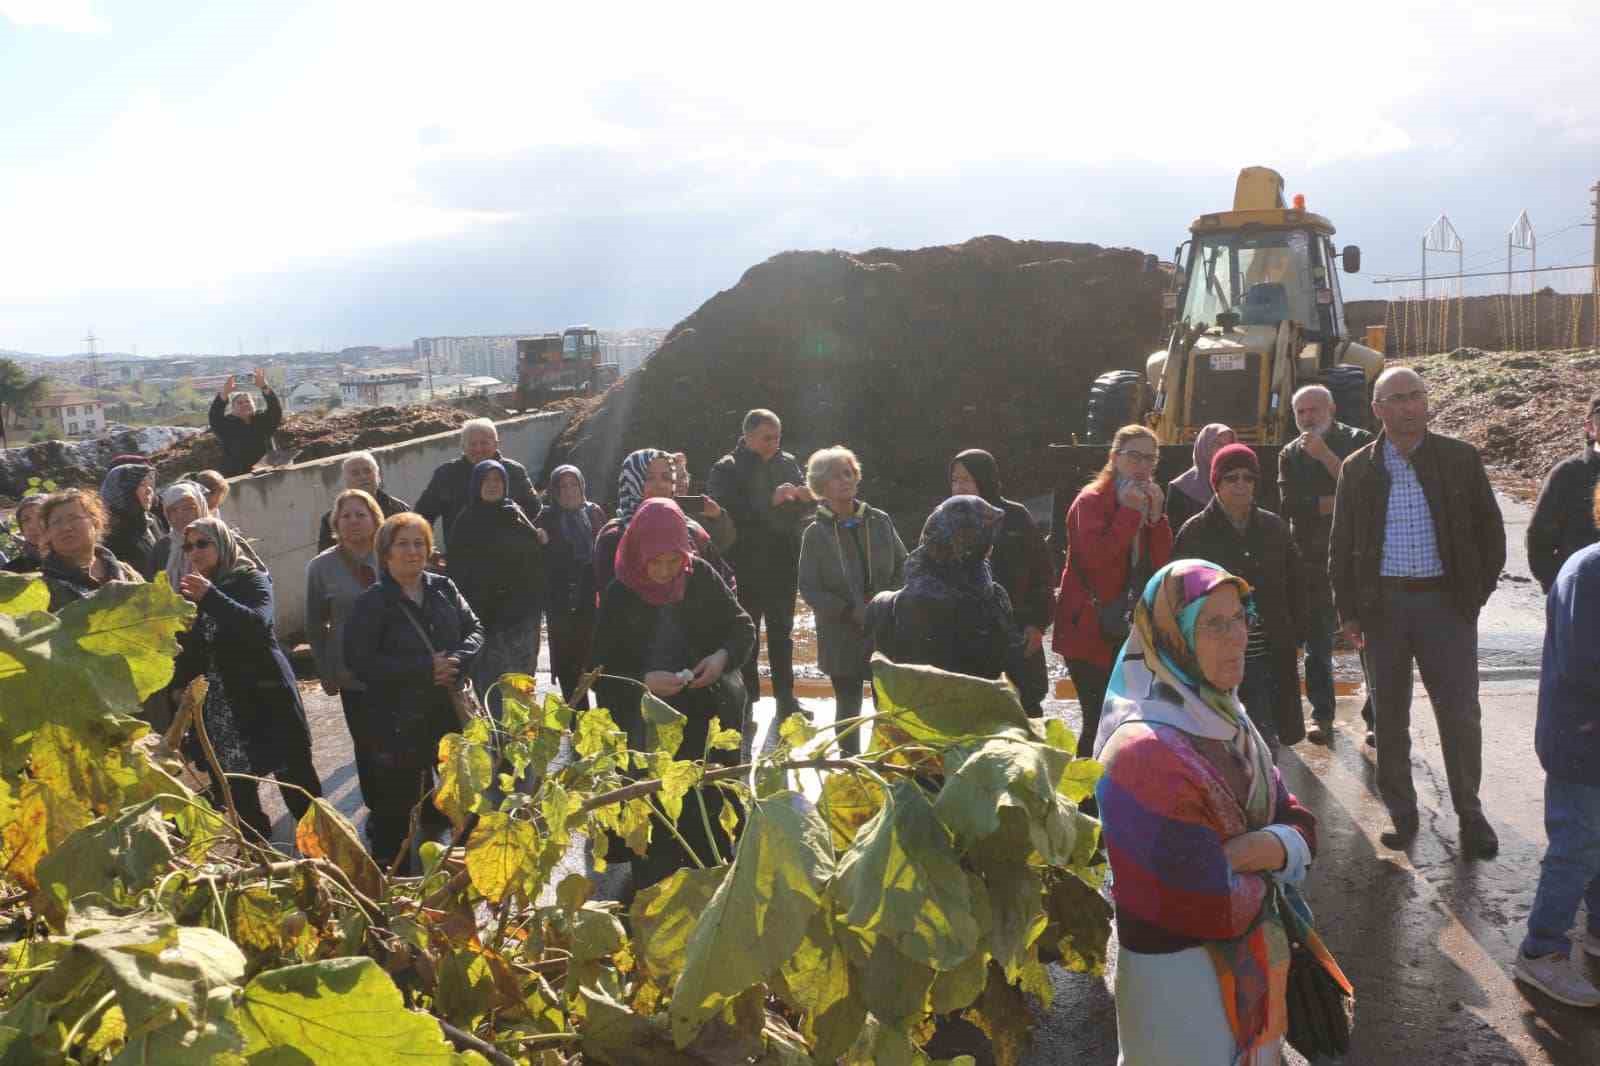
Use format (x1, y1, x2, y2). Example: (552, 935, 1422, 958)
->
(224, 409, 572, 640)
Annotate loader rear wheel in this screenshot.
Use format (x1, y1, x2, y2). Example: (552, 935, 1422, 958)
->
(1320, 364, 1370, 430)
(1084, 370, 1147, 444)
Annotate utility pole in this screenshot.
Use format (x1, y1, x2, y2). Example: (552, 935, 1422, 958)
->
(1590, 179, 1599, 351)
(84, 330, 100, 401)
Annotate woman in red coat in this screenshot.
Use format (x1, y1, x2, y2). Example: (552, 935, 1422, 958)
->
(1053, 425, 1173, 757)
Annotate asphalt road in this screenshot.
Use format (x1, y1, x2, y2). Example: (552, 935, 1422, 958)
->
(254, 492, 1596, 1064)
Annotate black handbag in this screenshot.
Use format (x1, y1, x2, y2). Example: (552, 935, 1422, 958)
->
(1072, 525, 1144, 645)
(1278, 884, 1354, 1057)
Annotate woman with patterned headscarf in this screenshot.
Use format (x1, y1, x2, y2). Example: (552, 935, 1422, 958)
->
(100, 463, 161, 577)
(592, 448, 735, 595)
(866, 495, 1024, 683)
(171, 517, 323, 847)
(1093, 558, 1320, 1065)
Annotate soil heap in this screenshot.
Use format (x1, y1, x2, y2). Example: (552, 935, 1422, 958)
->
(549, 236, 1167, 532)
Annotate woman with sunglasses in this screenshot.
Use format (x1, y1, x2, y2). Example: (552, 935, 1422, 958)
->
(1173, 443, 1306, 754)
(37, 489, 144, 611)
(171, 516, 323, 846)
(1052, 425, 1173, 761)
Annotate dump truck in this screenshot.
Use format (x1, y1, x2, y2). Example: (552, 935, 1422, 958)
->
(513, 326, 621, 410)
(1052, 166, 1383, 540)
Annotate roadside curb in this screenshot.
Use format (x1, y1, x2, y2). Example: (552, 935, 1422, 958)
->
(1478, 665, 1540, 681)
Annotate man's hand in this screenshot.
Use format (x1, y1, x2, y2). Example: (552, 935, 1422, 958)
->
(221, 375, 236, 398)
(1023, 625, 1044, 657)
(253, 368, 268, 391)
(644, 670, 687, 697)
(1340, 620, 1364, 649)
(1317, 495, 1336, 516)
(1302, 431, 1334, 462)
(533, 527, 549, 545)
(689, 649, 729, 688)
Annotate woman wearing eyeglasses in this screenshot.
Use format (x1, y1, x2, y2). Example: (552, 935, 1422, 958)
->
(171, 517, 323, 847)
(1052, 425, 1173, 762)
(1173, 444, 1306, 754)
(37, 489, 144, 611)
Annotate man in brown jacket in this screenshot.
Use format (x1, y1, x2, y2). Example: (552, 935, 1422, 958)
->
(1329, 367, 1506, 858)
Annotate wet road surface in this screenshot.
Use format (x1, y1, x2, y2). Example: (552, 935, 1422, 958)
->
(255, 492, 1595, 1063)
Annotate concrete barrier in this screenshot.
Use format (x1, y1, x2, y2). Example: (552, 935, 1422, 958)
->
(222, 409, 573, 640)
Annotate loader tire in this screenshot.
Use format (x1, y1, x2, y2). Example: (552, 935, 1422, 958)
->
(1084, 370, 1146, 444)
(1320, 364, 1369, 430)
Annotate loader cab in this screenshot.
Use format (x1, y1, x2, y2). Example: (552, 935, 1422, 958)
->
(1176, 226, 1355, 341)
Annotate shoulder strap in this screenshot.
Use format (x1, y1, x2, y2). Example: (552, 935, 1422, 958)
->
(398, 594, 439, 656)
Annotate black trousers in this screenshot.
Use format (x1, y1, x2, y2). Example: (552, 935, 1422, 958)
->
(1363, 583, 1484, 822)
(339, 689, 381, 814)
(830, 674, 876, 756)
(1064, 659, 1112, 757)
(736, 559, 799, 713)
(217, 738, 323, 845)
(547, 610, 596, 709)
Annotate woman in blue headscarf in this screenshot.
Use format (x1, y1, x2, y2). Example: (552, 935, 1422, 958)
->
(866, 495, 1025, 683)
(537, 464, 608, 705)
(447, 459, 547, 714)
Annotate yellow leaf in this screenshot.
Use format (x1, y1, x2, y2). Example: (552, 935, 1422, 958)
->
(464, 812, 539, 904)
(706, 716, 743, 752)
(295, 798, 386, 902)
(0, 778, 93, 891)
(434, 732, 493, 832)
(718, 794, 740, 840)
(650, 755, 702, 822)
(0, 574, 49, 615)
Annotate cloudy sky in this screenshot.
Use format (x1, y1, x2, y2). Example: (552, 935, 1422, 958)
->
(2, 0, 1596, 356)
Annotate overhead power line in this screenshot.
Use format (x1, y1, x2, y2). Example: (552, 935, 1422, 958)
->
(1372, 261, 1596, 285)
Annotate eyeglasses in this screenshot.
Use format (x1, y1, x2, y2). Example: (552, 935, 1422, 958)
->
(1116, 451, 1159, 465)
(182, 539, 216, 553)
(1196, 609, 1250, 638)
(1219, 471, 1258, 485)
(1377, 388, 1426, 405)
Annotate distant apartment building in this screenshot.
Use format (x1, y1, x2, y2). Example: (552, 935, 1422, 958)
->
(414, 334, 531, 382)
(9, 390, 109, 439)
(340, 369, 423, 409)
(601, 339, 657, 376)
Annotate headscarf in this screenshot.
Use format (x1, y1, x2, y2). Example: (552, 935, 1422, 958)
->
(1096, 558, 1272, 824)
(906, 495, 1004, 592)
(949, 449, 1003, 507)
(1168, 422, 1234, 507)
(614, 448, 667, 528)
(551, 464, 596, 563)
(615, 497, 694, 607)
(100, 463, 154, 516)
(182, 516, 258, 582)
(160, 482, 211, 589)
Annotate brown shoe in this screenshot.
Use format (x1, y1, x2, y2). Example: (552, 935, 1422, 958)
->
(1306, 721, 1334, 745)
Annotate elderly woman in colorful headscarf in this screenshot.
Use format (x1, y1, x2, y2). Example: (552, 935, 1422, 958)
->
(447, 459, 547, 716)
(867, 495, 1025, 684)
(537, 465, 609, 705)
(1093, 558, 1319, 1065)
(100, 463, 161, 577)
(171, 517, 323, 847)
(593, 448, 735, 594)
(1165, 422, 1236, 533)
(150, 481, 210, 587)
(590, 498, 755, 890)
(2, 494, 50, 573)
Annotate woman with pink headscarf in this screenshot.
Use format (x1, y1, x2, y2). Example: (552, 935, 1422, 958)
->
(1164, 423, 1236, 533)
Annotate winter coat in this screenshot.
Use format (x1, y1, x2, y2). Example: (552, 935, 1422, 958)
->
(103, 509, 161, 579)
(1526, 444, 1600, 594)
(446, 465, 544, 630)
(317, 488, 412, 553)
(1173, 499, 1307, 745)
(1329, 430, 1505, 627)
(208, 390, 282, 477)
(590, 557, 756, 749)
(866, 576, 1021, 683)
(798, 503, 908, 678)
(537, 501, 607, 619)
(40, 548, 143, 612)
(344, 572, 484, 768)
(594, 515, 735, 600)
(705, 441, 809, 583)
(415, 452, 541, 546)
(1536, 542, 1600, 783)
(1276, 422, 1373, 606)
(170, 568, 310, 774)
(1051, 481, 1174, 669)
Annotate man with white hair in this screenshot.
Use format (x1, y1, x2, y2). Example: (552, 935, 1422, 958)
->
(415, 418, 541, 546)
(1277, 383, 1372, 745)
(1329, 366, 1505, 858)
(208, 369, 282, 476)
(316, 451, 413, 551)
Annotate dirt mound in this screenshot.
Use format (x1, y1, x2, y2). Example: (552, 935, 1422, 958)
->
(1410, 347, 1600, 500)
(149, 402, 486, 481)
(0, 425, 203, 501)
(550, 236, 1167, 530)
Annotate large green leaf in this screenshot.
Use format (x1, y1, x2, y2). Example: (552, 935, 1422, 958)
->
(236, 957, 471, 1064)
(777, 907, 862, 1062)
(0, 574, 48, 615)
(1041, 869, 1113, 976)
(933, 736, 1095, 866)
(869, 655, 1033, 744)
(34, 801, 177, 928)
(668, 791, 834, 1047)
(980, 863, 1045, 979)
(641, 691, 686, 757)
(836, 780, 981, 972)
(818, 772, 884, 855)
(630, 865, 727, 978)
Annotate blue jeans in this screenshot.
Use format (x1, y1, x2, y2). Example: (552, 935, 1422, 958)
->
(1238, 655, 1279, 749)
(1522, 776, 1600, 957)
(1303, 603, 1338, 724)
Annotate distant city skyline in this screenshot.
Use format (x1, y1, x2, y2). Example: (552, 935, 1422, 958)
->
(4, 1, 1597, 356)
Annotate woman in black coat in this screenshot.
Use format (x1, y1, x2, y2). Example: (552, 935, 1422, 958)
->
(591, 498, 755, 891)
(172, 517, 323, 846)
(1171, 443, 1306, 752)
(100, 463, 161, 578)
(345, 512, 484, 869)
(537, 464, 607, 706)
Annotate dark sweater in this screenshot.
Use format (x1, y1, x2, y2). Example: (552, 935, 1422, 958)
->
(208, 391, 282, 477)
(1527, 444, 1600, 594)
(1536, 543, 1600, 783)
(416, 452, 541, 546)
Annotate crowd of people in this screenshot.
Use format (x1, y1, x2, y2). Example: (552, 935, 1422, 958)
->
(7, 372, 1600, 1053)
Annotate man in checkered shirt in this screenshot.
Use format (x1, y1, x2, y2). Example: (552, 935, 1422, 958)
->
(1329, 366, 1506, 860)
